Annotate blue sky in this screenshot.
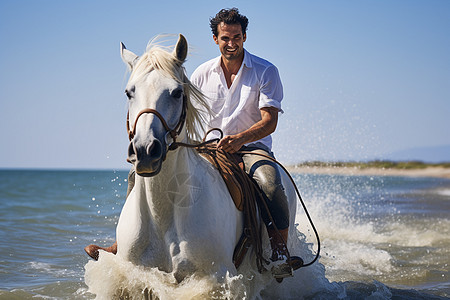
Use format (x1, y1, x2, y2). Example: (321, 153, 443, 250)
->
(1, 0, 449, 169)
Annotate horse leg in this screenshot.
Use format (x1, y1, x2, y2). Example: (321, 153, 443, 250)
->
(84, 168, 136, 260)
(84, 242, 118, 261)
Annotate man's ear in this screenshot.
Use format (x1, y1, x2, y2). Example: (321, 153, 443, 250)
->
(213, 35, 219, 45)
(243, 33, 247, 43)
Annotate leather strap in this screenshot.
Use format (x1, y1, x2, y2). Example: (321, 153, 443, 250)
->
(127, 96, 187, 143)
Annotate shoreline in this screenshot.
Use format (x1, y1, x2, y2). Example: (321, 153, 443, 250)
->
(285, 165, 450, 179)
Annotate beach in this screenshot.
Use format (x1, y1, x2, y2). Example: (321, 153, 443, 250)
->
(287, 165, 450, 179)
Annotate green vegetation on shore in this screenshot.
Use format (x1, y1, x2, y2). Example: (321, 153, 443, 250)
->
(294, 160, 450, 170)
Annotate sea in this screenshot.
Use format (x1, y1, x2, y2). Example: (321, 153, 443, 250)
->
(0, 169, 449, 299)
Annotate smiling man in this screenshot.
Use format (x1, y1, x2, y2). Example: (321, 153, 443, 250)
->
(191, 8, 302, 279)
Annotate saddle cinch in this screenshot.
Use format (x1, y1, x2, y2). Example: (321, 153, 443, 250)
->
(197, 144, 272, 272)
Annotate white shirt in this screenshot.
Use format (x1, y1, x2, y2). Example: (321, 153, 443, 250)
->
(190, 49, 283, 150)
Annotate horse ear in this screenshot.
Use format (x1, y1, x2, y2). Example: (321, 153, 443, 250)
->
(173, 34, 188, 63)
(120, 42, 138, 69)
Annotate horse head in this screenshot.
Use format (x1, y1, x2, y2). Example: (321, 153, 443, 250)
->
(121, 35, 189, 177)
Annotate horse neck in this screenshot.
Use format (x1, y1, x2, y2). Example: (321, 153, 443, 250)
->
(154, 124, 191, 184)
(133, 127, 195, 218)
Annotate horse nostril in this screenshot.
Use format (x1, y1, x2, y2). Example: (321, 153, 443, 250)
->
(127, 142, 136, 162)
(147, 140, 162, 159)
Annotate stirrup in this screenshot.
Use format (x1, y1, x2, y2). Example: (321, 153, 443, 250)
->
(272, 256, 304, 283)
(271, 260, 293, 279)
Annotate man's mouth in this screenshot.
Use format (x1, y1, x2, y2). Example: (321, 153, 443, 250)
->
(226, 48, 237, 53)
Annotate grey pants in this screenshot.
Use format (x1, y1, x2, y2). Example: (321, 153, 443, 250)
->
(240, 143, 289, 230)
(125, 143, 289, 230)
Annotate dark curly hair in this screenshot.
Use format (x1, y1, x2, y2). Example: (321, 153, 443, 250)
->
(209, 8, 249, 37)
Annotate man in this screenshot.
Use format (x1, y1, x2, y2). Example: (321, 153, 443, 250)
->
(190, 8, 301, 279)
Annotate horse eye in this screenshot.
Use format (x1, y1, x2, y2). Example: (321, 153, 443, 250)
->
(125, 86, 135, 99)
(171, 88, 183, 99)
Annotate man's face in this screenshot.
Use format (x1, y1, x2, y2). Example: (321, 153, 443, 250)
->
(213, 22, 246, 62)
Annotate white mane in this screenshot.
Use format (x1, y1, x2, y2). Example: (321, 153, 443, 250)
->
(128, 36, 209, 141)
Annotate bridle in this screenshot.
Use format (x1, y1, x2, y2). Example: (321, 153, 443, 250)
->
(126, 95, 187, 149)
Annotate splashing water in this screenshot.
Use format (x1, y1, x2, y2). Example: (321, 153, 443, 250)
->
(1, 170, 448, 299)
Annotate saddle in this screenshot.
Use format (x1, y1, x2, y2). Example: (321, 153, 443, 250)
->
(198, 146, 245, 211)
(196, 144, 267, 271)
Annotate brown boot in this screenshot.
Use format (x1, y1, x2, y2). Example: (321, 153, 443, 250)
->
(84, 241, 117, 260)
(268, 228, 288, 260)
(267, 227, 304, 281)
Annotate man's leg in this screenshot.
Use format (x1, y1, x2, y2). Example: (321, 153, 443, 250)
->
(84, 167, 135, 260)
(241, 144, 302, 279)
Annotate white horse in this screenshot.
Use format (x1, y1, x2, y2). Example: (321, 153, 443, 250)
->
(106, 34, 301, 296)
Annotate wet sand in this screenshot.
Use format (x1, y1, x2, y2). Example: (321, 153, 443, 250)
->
(286, 165, 450, 179)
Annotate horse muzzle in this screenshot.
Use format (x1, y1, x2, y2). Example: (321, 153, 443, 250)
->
(128, 138, 166, 177)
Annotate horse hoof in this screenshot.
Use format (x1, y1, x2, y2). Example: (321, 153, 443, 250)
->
(84, 244, 100, 261)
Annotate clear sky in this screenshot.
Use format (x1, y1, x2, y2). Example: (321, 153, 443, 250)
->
(1, 0, 449, 169)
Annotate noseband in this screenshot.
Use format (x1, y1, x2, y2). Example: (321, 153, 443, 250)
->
(127, 96, 187, 149)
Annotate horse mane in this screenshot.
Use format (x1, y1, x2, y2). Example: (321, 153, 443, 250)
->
(128, 36, 210, 141)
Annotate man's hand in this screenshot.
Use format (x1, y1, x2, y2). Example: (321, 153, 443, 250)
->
(217, 107, 279, 153)
(217, 135, 245, 153)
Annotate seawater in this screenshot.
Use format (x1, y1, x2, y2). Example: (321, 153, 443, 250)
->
(0, 169, 448, 299)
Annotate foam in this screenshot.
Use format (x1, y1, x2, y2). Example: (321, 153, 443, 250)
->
(28, 261, 78, 278)
(294, 183, 450, 287)
(85, 253, 247, 299)
(435, 188, 450, 197)
(84, 232, 339, 299)
(83, 174, 450, 298)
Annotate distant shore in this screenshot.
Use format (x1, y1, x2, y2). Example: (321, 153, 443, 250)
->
(285, 161, 450, 179)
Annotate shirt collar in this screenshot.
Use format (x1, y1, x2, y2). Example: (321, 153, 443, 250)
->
(213, 49, 252, 73)
(242, 49, 252, 68)
(213, 56, 222, 72)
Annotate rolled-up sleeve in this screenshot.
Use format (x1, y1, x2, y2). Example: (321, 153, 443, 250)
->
(258, 65, 284, 113)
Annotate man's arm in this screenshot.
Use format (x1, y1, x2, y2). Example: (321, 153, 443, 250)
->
(217, 107, 279, 153)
